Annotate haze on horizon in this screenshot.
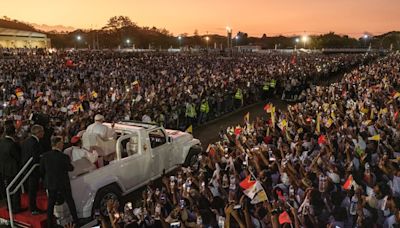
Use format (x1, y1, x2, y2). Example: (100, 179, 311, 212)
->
(2, 0, 400, 37)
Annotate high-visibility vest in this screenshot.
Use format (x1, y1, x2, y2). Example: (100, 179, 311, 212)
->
(185, 104, 197, 118)
(200, 100, 209, 113)
(263, 83, 270, 91)
(270, 79, 276, 88)
(235, 89, 243, 100)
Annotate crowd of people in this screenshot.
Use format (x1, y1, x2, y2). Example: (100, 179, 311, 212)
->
(0, 50, 366, 142)
(1, 49, 399, 228)
(98, 53, 400, 228)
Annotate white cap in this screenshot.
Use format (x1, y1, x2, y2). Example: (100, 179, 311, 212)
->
(94, 114, 105, 122)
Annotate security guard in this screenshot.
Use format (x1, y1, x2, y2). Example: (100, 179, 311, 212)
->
(234, 88, 243, 109)
(185, 101, 197, 126)
(198, 98, 210, 124)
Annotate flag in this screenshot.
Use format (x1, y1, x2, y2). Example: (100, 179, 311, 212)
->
(331, 111, 336, 120)
(368, 134, 380, 141)
(318, 135, 326, 145)
(234, 126, 242, 136)
(343, 175, 353, 190)
(15, 88, 24, 98)
(251, 189, 268, 204)
(325, 118, 333, 128)
(264, 104, 272, 113)
(185, 125, 193, 134)
(379, 108, 388, 115)
(279, 211, 292, 225)
(91, 91, 98, 98)
(362, 120, 372, 126)
(206, 144, 216, 157)
(239, 175, 256, 190)
(271, 106, 276, 127)
(361, 108, 369, 114)
(278, 119, 287, 131)
(66, 59, 74, 67)
(244, 112, 250, 123)
(316, 112, 321, 134)
(243, 181, 264, 199)
(395, 111, 399, 120)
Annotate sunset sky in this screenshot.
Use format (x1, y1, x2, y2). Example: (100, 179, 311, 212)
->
(2, 0, 400, 37)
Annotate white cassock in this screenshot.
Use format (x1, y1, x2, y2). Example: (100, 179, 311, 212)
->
(86, 122, 115, 140)
(70, 146, 98, 163)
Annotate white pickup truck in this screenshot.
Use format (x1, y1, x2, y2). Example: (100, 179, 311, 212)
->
(63, 121, 202, 219)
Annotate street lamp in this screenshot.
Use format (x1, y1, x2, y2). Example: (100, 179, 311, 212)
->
(295, 38, 300, 50)
(178, 36, 182, 48)
(235, 36, 239, 46)
(226, 26, 232, 49)
(301, 35, 309, 48)
(205, 36, 210, 49)
(76, 35, 82, 49)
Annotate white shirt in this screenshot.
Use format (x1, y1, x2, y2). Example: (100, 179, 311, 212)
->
(86, 122, 115, 140)
(70, 146, 98, 163)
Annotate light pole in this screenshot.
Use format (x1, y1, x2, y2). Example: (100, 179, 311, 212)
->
(235, 36, 239, 46)
(126, 39, 131, 48)
(301, 35, 308, 49)
(76, 35, 82, 49)
(178, 36, 182, 48)
(205, 36, 210, 49)
(295, 38, 300, 50)
(226, 26, 232, 49)
(363, 34, 369, 48)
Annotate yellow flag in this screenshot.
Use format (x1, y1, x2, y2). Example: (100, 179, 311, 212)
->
(361, 108, 369, 114)
(368, 134, 380, 141)
(370, 109, 374, 120)
(326, 118, 333, 128)
(271, 106, 276, 127)
(185, 125, 193, 134)
(379, 108, 388, 115)
(244, 112, 250, 123)
(316, 112, 321, 134)
(331, 111, 336, 120)
(362, 120, 372, 126)
(91, 91, 98, 98)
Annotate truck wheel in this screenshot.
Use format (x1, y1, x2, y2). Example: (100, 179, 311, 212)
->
(184, 146, 201, 169)
(93, 184, 122, 217)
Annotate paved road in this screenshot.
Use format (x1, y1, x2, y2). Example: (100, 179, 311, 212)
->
(194, 98, 288, 147)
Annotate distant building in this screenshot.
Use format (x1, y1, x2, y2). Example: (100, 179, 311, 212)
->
(0, 27, 50, 48)
(235, 45, 261, 52)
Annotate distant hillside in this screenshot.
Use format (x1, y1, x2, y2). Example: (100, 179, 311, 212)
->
(31, 23, 76, 33)
(0, 17, 39, 32)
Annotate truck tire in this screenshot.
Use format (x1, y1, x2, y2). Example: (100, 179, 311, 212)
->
(184, 145, 202, 168)
(93, 184, 122, 217)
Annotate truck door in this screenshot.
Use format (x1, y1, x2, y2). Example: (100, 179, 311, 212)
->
(116, 132, 151, 191)
(148, 128, 173, 177)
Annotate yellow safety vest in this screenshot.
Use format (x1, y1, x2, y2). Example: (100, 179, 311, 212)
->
(200, 101, 209, 113)
(235, 89, 243, 100)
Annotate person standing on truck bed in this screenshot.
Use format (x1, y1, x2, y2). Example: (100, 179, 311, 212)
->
(85, 114, 116, 140)
(40, 136, 79, 228)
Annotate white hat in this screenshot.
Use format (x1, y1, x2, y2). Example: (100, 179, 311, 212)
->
(94, 114, 105, 122)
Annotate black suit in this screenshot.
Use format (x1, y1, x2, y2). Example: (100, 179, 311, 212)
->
(40, 149, 78, 226)
(0, 136, 22, 212)
(21, 136, 43, 211)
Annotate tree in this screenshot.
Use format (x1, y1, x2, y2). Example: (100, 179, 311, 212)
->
(104, 16, 137, 30)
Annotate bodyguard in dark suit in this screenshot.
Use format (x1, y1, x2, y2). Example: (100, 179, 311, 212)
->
(0, 124, 22, 213)
(40, 136, 79, 227)
(21, 125, 45, 215)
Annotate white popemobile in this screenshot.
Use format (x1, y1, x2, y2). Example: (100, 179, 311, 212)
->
(59, 121, 201, 220)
